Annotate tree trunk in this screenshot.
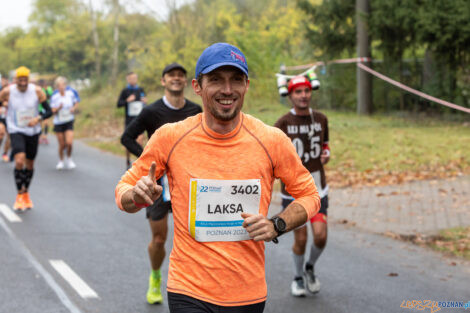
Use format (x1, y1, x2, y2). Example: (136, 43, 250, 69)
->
(110, 0, 120, 86)
(89, 0, 101, 78)
(356, 0, 372, 114)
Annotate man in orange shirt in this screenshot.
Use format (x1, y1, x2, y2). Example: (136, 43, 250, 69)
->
(115, 43, 321, 312)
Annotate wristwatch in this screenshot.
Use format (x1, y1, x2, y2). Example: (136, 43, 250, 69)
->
(270, 216, 286, 244)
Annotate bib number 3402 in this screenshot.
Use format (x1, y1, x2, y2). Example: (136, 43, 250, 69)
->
(231, 184, 259, 195)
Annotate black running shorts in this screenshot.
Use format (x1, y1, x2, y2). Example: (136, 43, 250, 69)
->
(10, 133, 40, 160)
(168, 292, 265, 313)
(146, 177, 172, 220)
(53, 121, 74, 133)
(146, 196, 172, 221)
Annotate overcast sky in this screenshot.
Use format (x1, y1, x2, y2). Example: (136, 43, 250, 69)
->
(0, 0, 191, 30)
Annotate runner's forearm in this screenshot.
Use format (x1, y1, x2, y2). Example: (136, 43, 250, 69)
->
(121, 132, 144, 157)
(117, 91, 127, 108)
(39, 100, 52, 120)
(277, 202, 308, 232)
(121, 117, 145, 157)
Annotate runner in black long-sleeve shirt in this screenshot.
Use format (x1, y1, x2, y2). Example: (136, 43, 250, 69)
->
(121, 97, 201, 156)
(117, 72, 147, 168)
(120, 63, 201, 305)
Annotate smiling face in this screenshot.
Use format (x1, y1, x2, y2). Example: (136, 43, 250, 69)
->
(161, 69, 187, 95)
(17, 76, 29, 92)
(289, 85, 312, 112)
(193, 66, 249, 123)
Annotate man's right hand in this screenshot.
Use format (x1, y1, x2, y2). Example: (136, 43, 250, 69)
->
(126, 94, 136, 102)
(132, 162, 162, 206)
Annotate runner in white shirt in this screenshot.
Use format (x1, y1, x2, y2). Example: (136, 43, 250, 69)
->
(0, 66, 51, 211)
(50, 76, 79, 170)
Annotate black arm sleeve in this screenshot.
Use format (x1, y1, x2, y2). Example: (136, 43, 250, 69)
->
(39, 100, 53, 120)
(117, 90, 127, 108)
(120, 113, 146, 157)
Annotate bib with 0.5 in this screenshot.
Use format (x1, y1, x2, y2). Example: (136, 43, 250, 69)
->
(188, 178, 261, 242)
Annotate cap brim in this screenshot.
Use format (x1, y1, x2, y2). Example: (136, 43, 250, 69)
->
(201, 62, 248, 77)
(162, 66, 187, 77)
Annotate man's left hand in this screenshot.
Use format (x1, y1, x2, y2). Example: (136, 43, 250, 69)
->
(241, 213, 278, 242)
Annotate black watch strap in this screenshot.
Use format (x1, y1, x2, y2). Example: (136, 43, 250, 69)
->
(270, 216, 286, 244)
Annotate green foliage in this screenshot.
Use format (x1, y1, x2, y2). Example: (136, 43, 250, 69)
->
(136, 0, 311, 102)
(0, 0, 469, 115)
(369, 0, 421, 61)
(297, 0, 355, 59)
(417, 0, 470, 67)
(29, 0, 81, 31)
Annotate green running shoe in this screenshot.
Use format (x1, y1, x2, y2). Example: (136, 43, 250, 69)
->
(146, 272, 163, 304)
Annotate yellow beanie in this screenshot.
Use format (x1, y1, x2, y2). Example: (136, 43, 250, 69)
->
(16, 66, 30, 78)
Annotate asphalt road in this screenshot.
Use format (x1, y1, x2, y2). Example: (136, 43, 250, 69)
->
(1, 138, 469, 313)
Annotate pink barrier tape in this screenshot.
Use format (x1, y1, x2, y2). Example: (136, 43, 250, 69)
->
(357, 63, 470, 114)
(284, 63, 321, 71)
(284, 57, 372, 71)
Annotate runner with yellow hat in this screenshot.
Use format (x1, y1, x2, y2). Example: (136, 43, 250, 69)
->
(0, 66, 52, 211)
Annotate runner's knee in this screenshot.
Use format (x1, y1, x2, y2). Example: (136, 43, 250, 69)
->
(293, 232, 307, 254)
(151, 228, 167, 246)
(313, 232, 327, 249)
(15, 154, 26, 168)
(151, 235, 166, 248)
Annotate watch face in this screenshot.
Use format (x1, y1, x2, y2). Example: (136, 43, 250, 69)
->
(276, 217, 286, 232)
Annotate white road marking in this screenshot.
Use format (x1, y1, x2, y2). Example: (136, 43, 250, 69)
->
(0, 204, 22, 222)
(50, 260, 99, 299)
(0, 216, 82, 313)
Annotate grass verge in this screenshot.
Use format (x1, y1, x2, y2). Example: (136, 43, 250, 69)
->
(429, 227, 470, 260)
(386, 227, 470, 261)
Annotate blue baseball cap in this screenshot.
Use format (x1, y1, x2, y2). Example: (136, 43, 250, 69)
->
(195, 43, 248, 78)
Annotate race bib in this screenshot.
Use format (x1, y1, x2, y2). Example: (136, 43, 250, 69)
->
(311, 171, 328, 198)
(188, 178, 261, 242)
(128, 101, 144, 117)
(58, 108, 74, 123)
(15, 109, 35, 128)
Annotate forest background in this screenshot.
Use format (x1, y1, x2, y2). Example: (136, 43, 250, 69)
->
(0, 0, 469, 185)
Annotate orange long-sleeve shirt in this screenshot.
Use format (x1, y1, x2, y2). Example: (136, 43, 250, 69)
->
(115, 112, 320, 306)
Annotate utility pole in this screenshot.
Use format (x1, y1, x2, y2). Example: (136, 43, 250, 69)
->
(356, 0, 372, 114)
